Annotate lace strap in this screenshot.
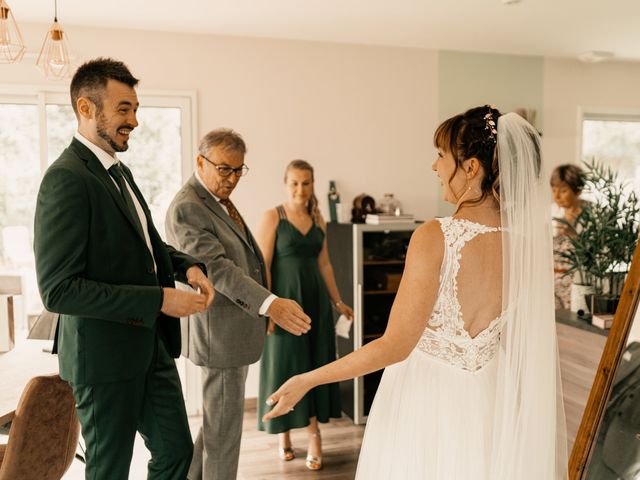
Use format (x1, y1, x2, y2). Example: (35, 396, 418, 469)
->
(437, 216, 500, 251)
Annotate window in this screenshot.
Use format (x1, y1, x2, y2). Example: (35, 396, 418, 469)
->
(0, 88, 195, 330)
(0, 102, 40, 268)
(581, 113, 640, 194)
(0, 101, 42, 326)
(120, 106, 183, 237)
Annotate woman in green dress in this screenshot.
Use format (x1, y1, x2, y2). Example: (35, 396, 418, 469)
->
(256, 159, 353, 470)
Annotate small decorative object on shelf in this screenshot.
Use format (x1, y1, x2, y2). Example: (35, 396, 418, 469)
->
(378, 193, 402, 215)
(591, 313, 614, 329)
(351, 194, 376, 223)
(335, 202, 350, 223)
(327, 180, 340, 222)
(365, 213, 414, 225)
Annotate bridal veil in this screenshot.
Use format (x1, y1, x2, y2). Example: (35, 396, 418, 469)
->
(490, 112, 569, 479)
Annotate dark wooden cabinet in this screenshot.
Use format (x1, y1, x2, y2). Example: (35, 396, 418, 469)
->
(327, 222, 419, 424)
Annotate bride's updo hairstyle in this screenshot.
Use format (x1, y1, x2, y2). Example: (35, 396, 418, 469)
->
(434, 105, 503, 205)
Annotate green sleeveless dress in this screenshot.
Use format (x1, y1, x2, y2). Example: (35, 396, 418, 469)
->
(258, 206, 342, 433)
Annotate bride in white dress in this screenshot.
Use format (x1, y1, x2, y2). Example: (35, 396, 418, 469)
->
(263, 106, 568, 479)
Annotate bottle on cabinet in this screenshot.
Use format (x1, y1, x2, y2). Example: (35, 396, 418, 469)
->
(327, 180, 340, 222)
(378, 193, 402, 216)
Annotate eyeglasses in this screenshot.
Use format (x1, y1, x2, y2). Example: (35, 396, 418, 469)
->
(200, 154, 249, 177)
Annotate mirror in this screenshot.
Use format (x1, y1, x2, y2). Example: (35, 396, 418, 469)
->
(569, 241, 640, 479)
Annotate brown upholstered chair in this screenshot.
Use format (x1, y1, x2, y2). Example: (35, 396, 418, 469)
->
(0, 374, 80, 480)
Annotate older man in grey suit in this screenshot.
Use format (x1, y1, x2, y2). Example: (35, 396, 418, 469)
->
(166, 128, 311, 480)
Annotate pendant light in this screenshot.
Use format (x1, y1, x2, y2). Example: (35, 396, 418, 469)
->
(0, 0, 25, 63)
(36, 0, 73, 80)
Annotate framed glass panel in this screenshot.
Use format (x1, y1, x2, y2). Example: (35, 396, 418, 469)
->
(0, 103, 43, 326)
(120, 106, 183, 239)
(582, 118, 640, 195)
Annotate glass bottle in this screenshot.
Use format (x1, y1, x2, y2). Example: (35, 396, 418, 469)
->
(327, 180, 340, 222)
(378, 193, 401, 215)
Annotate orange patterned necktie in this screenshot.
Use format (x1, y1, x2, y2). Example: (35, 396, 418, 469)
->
(219, 198, 246, 235)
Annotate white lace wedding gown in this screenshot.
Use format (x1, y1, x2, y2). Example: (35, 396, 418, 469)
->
(355, 217, 503, 479)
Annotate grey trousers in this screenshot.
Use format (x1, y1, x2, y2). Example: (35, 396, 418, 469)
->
(188, 365, 249, 480)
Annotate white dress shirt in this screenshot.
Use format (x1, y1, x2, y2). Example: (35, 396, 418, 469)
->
(75, 132, 156, 270)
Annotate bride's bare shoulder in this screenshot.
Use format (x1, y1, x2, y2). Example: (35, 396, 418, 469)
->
(412, 219, 444, 241)
(406, 220, 445, 267)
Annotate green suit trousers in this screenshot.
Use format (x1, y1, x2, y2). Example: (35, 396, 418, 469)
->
(71, 333, 192, 480)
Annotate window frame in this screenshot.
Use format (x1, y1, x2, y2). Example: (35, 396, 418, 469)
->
(578, 106, 640, 163)
(0, 84, 202, 414)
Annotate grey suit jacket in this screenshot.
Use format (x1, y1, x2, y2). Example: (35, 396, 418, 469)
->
(165, 174, 269, 368)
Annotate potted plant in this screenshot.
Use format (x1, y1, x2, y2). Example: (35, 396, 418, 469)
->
(556, 159, 639, 314)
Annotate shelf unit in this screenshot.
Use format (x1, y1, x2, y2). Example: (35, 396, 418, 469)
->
(327, 222, 419, 424)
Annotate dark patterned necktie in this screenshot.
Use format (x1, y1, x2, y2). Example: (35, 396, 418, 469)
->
(219, 198, 246, 235)
(108, 163, 144, 237)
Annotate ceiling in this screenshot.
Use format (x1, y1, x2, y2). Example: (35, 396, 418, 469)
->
(8, 0, 640, 61)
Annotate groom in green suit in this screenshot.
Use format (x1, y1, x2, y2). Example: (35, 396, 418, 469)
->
(34, 58, 214, 480)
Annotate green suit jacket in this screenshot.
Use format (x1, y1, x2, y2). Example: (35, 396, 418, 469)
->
(34, 138, 202, 385)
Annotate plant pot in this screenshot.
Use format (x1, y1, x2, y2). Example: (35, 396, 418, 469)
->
(587, 293, 620, 315)
(571, 283, 595, 314)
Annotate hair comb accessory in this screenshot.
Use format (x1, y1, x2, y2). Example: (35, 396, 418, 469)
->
(484, 106, 498, 144)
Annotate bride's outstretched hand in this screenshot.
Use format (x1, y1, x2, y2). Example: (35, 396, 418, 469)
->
(262, 374, 313, 421)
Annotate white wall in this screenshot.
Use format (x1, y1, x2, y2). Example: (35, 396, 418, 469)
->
(542, 58, 640, 172)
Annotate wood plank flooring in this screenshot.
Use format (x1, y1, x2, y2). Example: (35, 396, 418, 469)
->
(237, 407, 364, 480)
(556, 322, 607, 449)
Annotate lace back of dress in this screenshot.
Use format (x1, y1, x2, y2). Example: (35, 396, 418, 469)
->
(416, 217, 503, 372)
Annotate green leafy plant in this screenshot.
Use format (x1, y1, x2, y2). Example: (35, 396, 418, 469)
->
(556, 158, 639, 294)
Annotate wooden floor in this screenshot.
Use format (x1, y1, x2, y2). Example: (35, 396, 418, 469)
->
(237, 406, 364, 480)
(556, 323, 607, 449)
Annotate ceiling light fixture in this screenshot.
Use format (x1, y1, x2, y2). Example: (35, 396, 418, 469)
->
(36, 0, 73, 80)
(577, 50, 614, 64)
(0, 0, 25, 63)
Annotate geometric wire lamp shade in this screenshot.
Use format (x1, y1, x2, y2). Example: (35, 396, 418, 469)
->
(36, 19, 73, 80)
(0, 0, 26, 64)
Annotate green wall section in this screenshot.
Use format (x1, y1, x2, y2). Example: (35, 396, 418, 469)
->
(436, 50, 544, 216)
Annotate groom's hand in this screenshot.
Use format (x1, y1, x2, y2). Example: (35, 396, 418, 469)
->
(161, 288, 208, 317)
